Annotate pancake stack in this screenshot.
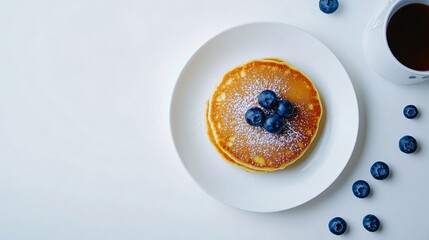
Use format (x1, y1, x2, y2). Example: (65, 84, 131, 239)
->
(206, 58, 323, 172)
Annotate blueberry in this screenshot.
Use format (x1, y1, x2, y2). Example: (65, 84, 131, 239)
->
(403, 105, 418, 119)
(328, 217, 347, 235)
(276, 99, 295, 118)
(363, 214, 380, 232)
(352, 180, 370, 198)
(263, 114, 284, 134)
(245, 107, 265, 127)
(370, 161, 390, 180)
(258, 90, 278, 109)
(319, 0, 339, 14)
(399, 135, 417, 154)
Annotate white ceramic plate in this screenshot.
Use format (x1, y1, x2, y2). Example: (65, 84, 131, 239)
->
(170, 22, 359, 212)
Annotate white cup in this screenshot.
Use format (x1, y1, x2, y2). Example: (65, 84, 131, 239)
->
(363, 0, 429, 84)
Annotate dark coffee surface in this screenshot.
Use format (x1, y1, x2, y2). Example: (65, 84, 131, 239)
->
(387, 3, 429, 71)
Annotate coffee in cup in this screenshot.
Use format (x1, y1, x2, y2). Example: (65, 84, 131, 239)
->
(387, 3, 429, 71)
(363, 0, 429, 84)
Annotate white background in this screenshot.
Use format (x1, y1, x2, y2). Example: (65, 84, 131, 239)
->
(1, 0, 428, 239)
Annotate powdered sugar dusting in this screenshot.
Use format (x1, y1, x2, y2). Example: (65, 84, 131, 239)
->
(221, 64, 315, 167)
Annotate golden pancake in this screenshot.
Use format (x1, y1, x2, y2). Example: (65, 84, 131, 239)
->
(207, 58, 323, 172)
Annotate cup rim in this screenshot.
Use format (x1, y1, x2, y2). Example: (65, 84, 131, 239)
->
(383, 0, 429, 75)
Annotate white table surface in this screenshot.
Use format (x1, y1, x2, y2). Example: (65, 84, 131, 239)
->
(1, 1, 428, 239)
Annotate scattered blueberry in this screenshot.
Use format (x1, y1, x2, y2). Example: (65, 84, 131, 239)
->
(258, 90, 278, 109)
(362, 214, 380, 232)
(328, 217, 347, 235)
(276, 99, 295, 118)
(319, 0, 339, 14)
(370, 161, 390, 180)
(399, 135, 418, 154)
(352, 180, 370, 198)
(403, 105, 418, 119)
(245, 107, 265, 127)
(263, 114, 284, 134)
